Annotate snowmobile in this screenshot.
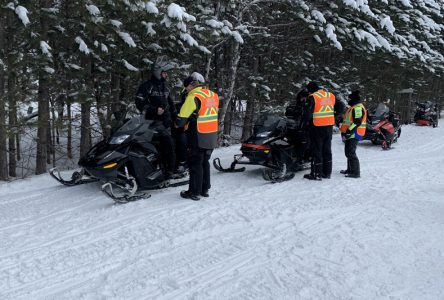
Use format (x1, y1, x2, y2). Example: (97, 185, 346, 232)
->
(361, 103, 401, 149)
(213, 114, 311, 182)
(414, 101, 439, 127)
(50, 115, 188, 203)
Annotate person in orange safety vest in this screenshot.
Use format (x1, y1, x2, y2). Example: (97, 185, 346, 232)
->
(176, 72, 219, 201)
(302, 81, 344, 180)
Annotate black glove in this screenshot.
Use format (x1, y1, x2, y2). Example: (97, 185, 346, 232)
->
(345, 128, 353, 139)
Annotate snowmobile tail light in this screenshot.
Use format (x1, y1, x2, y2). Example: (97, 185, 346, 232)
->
(242, 143, 270, 150)
(256, 131, 272, 138)
(263, 150, 270, 154)
(109, 134, 130, 145)
(103, 162, 118, 169)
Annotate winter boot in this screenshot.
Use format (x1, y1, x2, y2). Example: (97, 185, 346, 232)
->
(340, 159, 351, 174)
(345, 159, 360, 178)
(303, 173, 322, 181)
(345, 173, 360, 178)
(200, 190, 209, 197)
(322, 160, 332, 179)
(180, 190, 201, 201)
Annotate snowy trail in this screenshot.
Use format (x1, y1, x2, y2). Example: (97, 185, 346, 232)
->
(1, 125, 444, 299)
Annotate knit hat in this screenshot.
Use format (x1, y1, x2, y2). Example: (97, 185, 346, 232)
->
(348, 90, 361, 102)
(306, 81, 319, 93)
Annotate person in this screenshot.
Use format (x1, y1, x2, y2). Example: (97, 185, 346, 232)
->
(135, 59, 177, 178)
(302, 81, 342, 180)
(285, 89, 311, 168)
(176, 72, 219, 201)
(339, 90, 367, 178)
(171, 88, 189, 172)
(285, 89, 309, 120)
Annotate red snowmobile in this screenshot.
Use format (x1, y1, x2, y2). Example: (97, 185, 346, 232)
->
(362, 103, 401, 149)
(414, 101, 439, 127)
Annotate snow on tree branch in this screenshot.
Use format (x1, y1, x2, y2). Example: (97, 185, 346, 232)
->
(122, 60, 139, 71)
(117, 32, 137, 47)
(86, 5, 100, 16)
(75, 37, 90, 54)
(15, 5, 30, 26)
(40, 41, 52, 57)
(145, 1, 159, 14)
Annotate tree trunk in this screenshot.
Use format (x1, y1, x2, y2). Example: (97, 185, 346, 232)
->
(35, 0, 52, 175)
(80, 102, 91, 158)
(0, 12, 7, 180)
(241, 55, 259, 141)
(7, 68, 17, 177)
(67, 102, 73, 159)
(46, 119, 52, 164)
(80, 56, 92, 158)
(5, 12, 17, 177)
(219, 41, 241, 137)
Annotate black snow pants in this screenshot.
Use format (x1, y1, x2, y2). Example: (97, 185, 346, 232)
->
(344, 138, 360, 176)
(155, 130, 176, 176)
(309, 125, 333, 177)
(188, 147, 213, 196)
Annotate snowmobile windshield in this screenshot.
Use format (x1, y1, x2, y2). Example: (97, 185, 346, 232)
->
(110, 115, 156, 143)
(254, 114, 282, 135)
(372, 103, 389, 118)
(115, 115, 146, 134)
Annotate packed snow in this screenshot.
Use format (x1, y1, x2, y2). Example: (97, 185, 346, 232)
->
(1, 125, 444, 299)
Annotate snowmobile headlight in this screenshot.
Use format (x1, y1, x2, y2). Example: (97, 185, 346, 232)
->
(109, 134, 130, 145)
(256, 131, 271, 138)
(103, 162, 118, 169)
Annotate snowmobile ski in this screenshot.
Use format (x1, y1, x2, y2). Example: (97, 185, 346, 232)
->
(102, 172, 189, 203)
(102, 181, 150, 204)
(49, 168, 98, 186)
(212, 157, 246, 172)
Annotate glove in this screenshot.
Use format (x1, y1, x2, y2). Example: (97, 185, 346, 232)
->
(345, 128, 353, 139)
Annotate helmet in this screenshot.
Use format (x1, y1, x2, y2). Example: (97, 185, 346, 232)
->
(183, 72, 205, 87)
(152, 56, 174, 80)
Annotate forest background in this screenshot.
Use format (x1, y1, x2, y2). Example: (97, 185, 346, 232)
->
(0, 0, 442, 179)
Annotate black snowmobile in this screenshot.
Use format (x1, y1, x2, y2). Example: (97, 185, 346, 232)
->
(50, 116, 188, 203)
(213, 114, 311, 182)
(414, 101, 439, 127)
(359, 103, 402, 149)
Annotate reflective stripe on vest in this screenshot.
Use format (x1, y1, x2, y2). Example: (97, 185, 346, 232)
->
(193, 89, 219, 134)
(312, 90, 335, 126)
(340, 103, 367, 137)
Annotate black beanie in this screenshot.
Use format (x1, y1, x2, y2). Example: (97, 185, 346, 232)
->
(348, 90, 361, 102)
(307, 81, 319, 93)
(183, 76, 193, 87)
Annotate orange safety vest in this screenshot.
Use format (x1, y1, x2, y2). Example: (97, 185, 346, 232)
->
(193, 89, 219, 134)
(340, 103, 367, 138)
(312, 90, 335, 126)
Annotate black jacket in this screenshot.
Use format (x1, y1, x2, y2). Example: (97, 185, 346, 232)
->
(135, 77, 176, 128)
